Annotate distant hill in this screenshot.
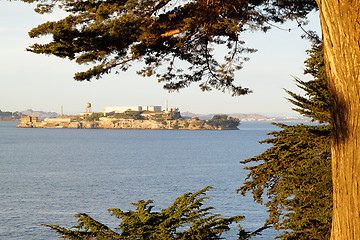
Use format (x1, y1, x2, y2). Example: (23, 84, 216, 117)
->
(0, 110, 23, 122)
(227, 113, 270, 121)
(21, 109, 58, 119)
(181, 112, 270, 121)
(0, 109, 59, 122)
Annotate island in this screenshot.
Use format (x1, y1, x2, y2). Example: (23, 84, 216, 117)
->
(17, 107, 240, 130)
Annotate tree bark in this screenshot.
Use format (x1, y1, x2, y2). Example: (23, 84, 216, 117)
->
(316, 1, 360, 239)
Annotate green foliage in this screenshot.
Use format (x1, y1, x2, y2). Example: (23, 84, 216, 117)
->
(239, 124, 331, 239)
(208, 115, 240, 129)
(21, 0, 316, 96)
(152, 114, 165, 122)
(154, 117, 165, 123)
(286, 44, 330, 123)
(113, 110, 144, 120)
(86, 112, 103, 121)
(44, 187, 244, 239)
(238, 43, 332, 239)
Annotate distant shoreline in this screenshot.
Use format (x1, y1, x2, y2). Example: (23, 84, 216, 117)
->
(0, 120, 20, 122)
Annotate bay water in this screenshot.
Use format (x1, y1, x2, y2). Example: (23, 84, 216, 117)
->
(0, 121, 280, 239)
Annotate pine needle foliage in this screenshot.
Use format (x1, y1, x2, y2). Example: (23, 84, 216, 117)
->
(238, 43, 332, 240)
(20, 0, 317, 96)
(286, 44, 330, 123)
(44, 186, 244, 239)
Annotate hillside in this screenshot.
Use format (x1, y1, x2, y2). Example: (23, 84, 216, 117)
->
(0, 109, 59, 122)
(181, 112, 270, 121)
(21, 109, 58, 119)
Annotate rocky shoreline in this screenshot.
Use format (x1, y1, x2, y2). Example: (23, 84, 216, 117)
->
(17, 117, 239, 130)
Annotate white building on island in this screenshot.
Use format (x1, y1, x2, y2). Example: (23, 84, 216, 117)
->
(103, 105, 162, 114)
(141, 106, 162, 112)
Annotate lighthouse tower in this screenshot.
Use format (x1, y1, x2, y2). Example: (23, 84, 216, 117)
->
(165, 100, 168, 112)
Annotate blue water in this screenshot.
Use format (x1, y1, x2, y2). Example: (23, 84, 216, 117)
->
(0, 122, 280, 239)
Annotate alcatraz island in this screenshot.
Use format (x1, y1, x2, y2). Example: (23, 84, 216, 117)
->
(17, 103, 240, 130)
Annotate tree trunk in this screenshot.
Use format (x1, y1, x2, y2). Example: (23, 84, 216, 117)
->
(316, 1, 360, 239)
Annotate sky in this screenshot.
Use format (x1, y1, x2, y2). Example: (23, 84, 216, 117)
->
(0, 1, 321, 117)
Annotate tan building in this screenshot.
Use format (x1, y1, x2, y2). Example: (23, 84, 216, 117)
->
(141, 106, 162, 112)
(103, 106, 161, 114)
(21, 116, 38, 123)
(43, 118, 75, 123)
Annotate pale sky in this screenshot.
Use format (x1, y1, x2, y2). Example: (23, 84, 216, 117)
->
(0, 1, 321, 117)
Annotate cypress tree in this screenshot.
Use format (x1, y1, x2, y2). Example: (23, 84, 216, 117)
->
(44, 187, 245, 239)
(238, 44, 332, 239)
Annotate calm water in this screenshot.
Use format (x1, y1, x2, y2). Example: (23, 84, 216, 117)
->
(0, 122, 280, 239)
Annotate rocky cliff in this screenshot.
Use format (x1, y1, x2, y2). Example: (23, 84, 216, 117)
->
(17, 117, 239, 130)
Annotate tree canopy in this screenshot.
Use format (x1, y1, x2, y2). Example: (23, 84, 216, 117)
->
(208, 114, 240, 129)
(20, 0, 317, 96)
(286, 44, 329, 123)
(44, 187, 248, 239)
(238, 43, 332, 239)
